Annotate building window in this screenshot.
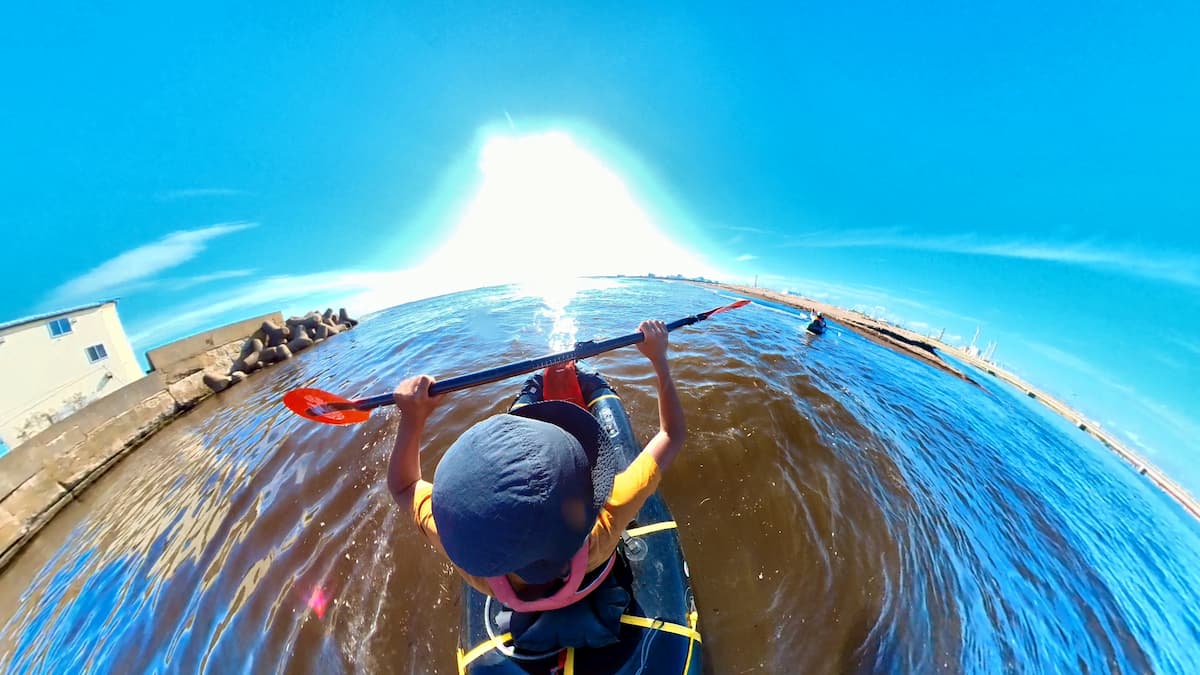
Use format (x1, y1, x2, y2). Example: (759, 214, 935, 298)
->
(85, 344, 108, 363)
(48, 317, 72, 337)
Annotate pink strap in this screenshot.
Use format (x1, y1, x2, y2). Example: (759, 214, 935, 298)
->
(575, 551, 616, 597)
(485, 544, 617, 612)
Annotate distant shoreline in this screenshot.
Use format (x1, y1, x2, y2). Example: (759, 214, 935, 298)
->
(657, 278, 1200, 521)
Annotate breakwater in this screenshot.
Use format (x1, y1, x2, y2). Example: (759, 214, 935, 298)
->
(0, 308, 357, 571)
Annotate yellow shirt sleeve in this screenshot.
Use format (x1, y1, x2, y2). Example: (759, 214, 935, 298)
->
(410, 480, 494, 596)
(587, 451, 662, 569)
(411, 480, 437, 538)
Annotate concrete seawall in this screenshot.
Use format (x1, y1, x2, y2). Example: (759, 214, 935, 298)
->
(0, 312, 282, 571)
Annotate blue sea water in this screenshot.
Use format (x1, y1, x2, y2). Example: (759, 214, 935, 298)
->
(1, 278, 1197, 673)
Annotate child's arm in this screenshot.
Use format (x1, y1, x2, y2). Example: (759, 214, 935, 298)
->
(635, 320, 688, 470)
(388, 375, 444, 508)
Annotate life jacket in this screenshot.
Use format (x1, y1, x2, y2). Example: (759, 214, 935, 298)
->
(484, 544, 617, 612)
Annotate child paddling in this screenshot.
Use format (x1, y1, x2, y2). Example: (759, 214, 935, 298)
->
(387, 320, 687, 618)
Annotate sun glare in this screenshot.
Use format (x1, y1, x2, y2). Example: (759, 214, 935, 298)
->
(421, 131, 715, 285)
(341, 130, 717, 317)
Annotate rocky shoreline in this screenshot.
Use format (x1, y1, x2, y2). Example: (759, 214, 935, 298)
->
(203, 308, 358, 393)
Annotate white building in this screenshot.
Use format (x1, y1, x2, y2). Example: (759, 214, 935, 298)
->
(0, 300, 144, 450)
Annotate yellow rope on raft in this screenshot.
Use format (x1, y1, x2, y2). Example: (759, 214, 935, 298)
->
(682, 610, 700, 674)
(457, 632, 512, 673)
(625, 521, 678, 537)
(586, 393, 621, 407)
(459, 615, 702, 673)
(619, 614, 703, 643)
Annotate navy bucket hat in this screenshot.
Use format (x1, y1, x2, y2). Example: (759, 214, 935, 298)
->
(431, 401, 618, 584)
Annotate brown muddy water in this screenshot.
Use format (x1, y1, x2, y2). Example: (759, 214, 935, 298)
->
(2, 278, 1199, 674)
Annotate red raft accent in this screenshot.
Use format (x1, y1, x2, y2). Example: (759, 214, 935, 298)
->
(542, 361, 586, 407)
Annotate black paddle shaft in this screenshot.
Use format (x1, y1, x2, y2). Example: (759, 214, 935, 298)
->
(345, 303, 739, 413)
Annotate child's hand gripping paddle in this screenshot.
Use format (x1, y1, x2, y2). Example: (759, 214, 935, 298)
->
(283, 299, 750, 425)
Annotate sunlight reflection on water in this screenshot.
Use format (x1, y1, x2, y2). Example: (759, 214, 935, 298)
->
(518, 276, 622, 351)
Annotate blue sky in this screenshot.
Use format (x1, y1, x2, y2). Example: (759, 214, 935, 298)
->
(2, 4, 1197, 491)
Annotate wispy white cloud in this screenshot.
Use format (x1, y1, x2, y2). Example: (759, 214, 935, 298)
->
(1021, 339, 1118, 386)
(43, 222, 256, 308)
(1133, 397, 1200, 450)
(1147, 350, 1189, 371)
(157, 188, 251, 201)
(1018, 339, 1198, 433)
(104, 269, 259, 296)
(163, 269, 257, 291)
(1164, 335, 1200, 360)
(735, 253, 757, 262)
(782, 228, 1200, 288)
(126, 264, 487, 352)
(127, 269, 388, 349)
(1108, 426, 1157, 458)
(766, 273, 985, 327)
(720, 224, 777, 235)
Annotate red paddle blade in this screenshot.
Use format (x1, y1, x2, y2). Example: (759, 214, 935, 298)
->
(283, 389, 371, 425)
(706, 299, 751, 317)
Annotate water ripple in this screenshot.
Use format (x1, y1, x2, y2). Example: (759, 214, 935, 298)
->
(2, 280, 1199, 674)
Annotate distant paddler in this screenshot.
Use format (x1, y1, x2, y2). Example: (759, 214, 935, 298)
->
(806, 311, 827, 335)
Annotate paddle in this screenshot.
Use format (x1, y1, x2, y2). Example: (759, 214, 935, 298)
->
(283, 298, 750, 425)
